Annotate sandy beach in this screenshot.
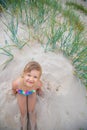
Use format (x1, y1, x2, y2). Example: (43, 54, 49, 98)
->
(0, 43, 87, 130)
(0, 0, 87, 130)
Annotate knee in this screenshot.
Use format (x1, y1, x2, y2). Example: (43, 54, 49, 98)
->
(28, 106, 35, 113)
(20, 111, 26, 118)
(29, 110, 35, 114)
(29, 110, 36, 116)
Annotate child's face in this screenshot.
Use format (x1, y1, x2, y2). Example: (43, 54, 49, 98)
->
(23, 69, 41, 87)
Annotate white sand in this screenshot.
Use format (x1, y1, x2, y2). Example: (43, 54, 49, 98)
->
(0, 1, 87, 130)
(0, 43, 87, 130)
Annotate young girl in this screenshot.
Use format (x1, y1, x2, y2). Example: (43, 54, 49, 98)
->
(12, 61, 43, 130)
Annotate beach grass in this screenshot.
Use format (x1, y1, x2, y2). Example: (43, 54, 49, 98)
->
(62, 8, 84, 32)
(0, 0, 87, 87)
(0, 4, 4, 12)
(60, 30, 87, 87)
(66, 1, 87, 15)
(0, 46, 14, 70)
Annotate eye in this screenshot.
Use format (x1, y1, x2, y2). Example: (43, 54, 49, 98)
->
(34, 76, 38, 79)
(27, 74, 31, 77)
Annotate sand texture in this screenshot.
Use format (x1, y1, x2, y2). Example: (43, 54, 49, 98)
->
(0, 0, 87, 130)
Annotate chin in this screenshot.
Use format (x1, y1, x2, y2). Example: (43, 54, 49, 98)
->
(27, 84, 33, 87)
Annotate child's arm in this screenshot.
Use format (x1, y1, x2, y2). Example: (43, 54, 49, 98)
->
(12, 80, 17, 95)
(36, 80, 44, 97)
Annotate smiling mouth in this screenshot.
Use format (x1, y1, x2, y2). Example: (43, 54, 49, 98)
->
(27, 81, 34, 84)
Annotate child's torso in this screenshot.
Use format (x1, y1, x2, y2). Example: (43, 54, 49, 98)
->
(16, 77, 39, 96)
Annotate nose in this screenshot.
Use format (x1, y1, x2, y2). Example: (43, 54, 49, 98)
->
(29, 76, 34, 81)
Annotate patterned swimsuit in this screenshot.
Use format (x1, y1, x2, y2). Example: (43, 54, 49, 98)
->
(16, 89, 36, 96)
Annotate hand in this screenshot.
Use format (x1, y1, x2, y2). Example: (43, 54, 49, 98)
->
(37, 89, 44, 98)
(8, 89, 17, 96)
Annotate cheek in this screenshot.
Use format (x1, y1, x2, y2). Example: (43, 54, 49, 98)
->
(24, 76, 28, 82)
(34, 79, 38, 82)
(34, 78, 39, 83)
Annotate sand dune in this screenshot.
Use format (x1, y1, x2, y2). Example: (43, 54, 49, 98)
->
(0, 43, 87, 130)
(0, 0, 87, 129)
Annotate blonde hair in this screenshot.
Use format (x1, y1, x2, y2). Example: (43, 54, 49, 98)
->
(23, 61, 42, 77)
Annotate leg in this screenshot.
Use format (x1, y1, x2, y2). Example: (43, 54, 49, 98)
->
(28, 92, 37, 130)
(29, 111, 37, 130)
(17, 94, 27, 130)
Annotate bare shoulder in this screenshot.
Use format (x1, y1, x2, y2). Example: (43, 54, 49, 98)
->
(12, 77, 21, 95)
(12, 77, 21, 88)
